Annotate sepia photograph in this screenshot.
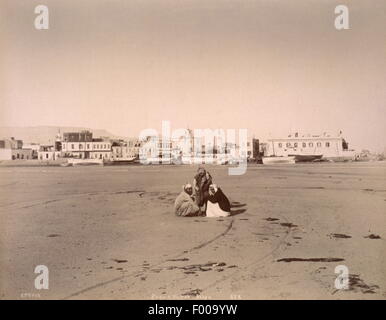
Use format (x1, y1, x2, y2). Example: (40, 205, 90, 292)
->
(0, 0, 385, 304)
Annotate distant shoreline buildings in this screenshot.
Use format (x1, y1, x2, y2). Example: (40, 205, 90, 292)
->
(0, 129, 384, 164)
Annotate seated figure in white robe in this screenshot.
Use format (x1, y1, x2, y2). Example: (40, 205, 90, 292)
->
(206, 184, 231, 218)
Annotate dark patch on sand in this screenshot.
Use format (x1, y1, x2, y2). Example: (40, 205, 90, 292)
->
(280, 223, 298, 228)
(47, 234, 60, 237)
(364, 234, 381, 239)
(277, 257, 344, 263)
(348, 274, 379, 294)
(181, 289, 202, 297)
(112, 259, 128, 263)
(167, 258, 189, 262)
(184, 271, 196, 274)
(264, 217, 280, 221)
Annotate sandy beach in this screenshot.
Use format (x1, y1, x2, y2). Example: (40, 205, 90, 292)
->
(0, 162, 385, 300)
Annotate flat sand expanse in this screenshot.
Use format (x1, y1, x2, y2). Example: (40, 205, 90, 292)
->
(0, 162, 385, 300)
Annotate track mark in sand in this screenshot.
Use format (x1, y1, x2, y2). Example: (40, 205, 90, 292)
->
(0, 181, 18, 188)
(329, 233, 352, 239)
(0, 189, 146, 212)
(113, 190, 145, 195)
(197, 214, 295, 294)
(21, 199, 61, 209)
(277, 257, 344, 263)
(190, 220, 233, 251)
(167, 262, 227, 274)
(62, 219, 235, 299)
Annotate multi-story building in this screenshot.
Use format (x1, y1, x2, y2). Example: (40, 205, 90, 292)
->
(0, 137, 33, 160)
(265, 132, 355, 161)
(139, 136, 173, 164)
(61, 130, 112, 160)
(112, 139, 142, 160)
(38, 145, 61, 160)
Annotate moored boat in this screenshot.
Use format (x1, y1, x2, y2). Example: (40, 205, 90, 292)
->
(288, 154, 323, 162)
(67, 158, 104, 166)
(105, 157, 137, 165)
(262, 156, 296, 164)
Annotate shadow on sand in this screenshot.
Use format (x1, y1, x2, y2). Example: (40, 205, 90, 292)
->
(230, 202, 247, 216)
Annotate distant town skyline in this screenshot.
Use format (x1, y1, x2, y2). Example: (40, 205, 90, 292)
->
(1, 0, 385, 152)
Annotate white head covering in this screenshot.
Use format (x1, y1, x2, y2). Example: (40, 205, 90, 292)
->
(183, 183, 192, 191)
(209, 184, 218, 194)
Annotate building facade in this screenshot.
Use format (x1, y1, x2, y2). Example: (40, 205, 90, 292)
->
(0, 138, 33, 160)
(61, 130, 112, 160)
(265, 132, 355, 161)
(38, 145, 61, 160)
(111, 138, 141, 160)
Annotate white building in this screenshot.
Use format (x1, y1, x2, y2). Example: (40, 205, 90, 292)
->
(139, 136, 173, 164)
(0, 138, 33, 160)
(61, 131, 112, 160)
(111, 139, 141, 160)
(38, 145, 61, 160)
(265, 132, 355, 161)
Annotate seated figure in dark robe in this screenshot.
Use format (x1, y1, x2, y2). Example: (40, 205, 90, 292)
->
(193, 166, 212, 212)
(206, 184, 231, 217)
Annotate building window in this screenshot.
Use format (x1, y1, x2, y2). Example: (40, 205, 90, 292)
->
(71, 144, 74, 150)
(278, 143, 282, 148)
(46, 154, 48, 159)
(87, 144, 90, 149)
(317, 142, 321, 147)
(326, 142, 330, 147)
(309, 142, 313, 147)
(286, 143, 291, 147)
(302, 142, 306, 148)
(294, 143, 298, 148)
(79, 144, 83, 149)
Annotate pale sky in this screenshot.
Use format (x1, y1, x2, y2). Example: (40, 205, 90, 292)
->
(1, 0, 385, 151)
